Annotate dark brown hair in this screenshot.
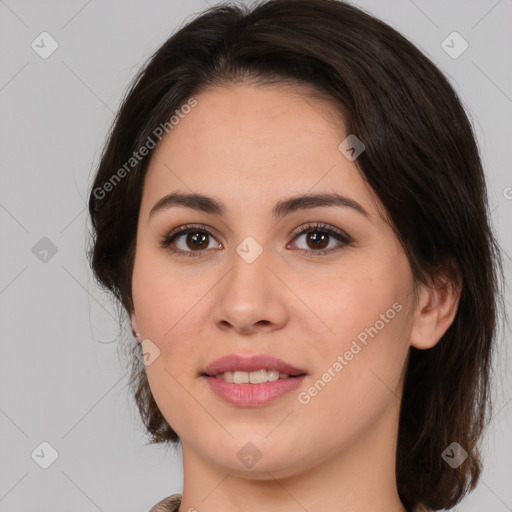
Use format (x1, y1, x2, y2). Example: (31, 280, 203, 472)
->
(87, 1, 504, 510)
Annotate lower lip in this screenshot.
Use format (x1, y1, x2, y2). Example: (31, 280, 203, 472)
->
(203, 375, 307, 406)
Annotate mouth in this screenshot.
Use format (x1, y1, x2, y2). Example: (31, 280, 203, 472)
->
(202, 353, 307, 379)
(206, 369, 302, 383)
(201, 354, 307, 406)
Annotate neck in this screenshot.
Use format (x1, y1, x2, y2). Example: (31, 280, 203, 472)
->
(178, 400, 407, 512)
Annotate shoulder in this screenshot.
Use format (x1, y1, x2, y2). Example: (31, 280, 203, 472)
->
(148, 493, 182, 512)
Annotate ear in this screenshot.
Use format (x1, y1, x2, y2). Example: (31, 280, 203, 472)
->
(410, 272, 462, 350)
(130, 311, 141, 341)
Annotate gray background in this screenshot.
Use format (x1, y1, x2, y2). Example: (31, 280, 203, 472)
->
(0, 0, 510, 511)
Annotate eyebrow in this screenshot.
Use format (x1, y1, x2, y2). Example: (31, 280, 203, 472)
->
(148, 191, 369, 221)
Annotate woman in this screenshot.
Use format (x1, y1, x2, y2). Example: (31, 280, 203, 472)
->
(87, 1, 504, 511)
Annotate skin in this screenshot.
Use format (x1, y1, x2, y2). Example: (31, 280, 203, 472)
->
(130, 82, 460, 512)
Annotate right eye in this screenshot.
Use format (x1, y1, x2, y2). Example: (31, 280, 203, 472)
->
(159, 224, 222, 257)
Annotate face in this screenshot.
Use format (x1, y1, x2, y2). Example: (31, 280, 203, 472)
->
(130, 82, 418, 478)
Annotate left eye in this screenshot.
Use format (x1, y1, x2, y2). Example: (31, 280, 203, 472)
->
(289, 223, 351, 255)
(160, 222, 352, 257)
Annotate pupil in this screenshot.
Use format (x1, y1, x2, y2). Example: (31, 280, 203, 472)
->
(188, 232, 208, 250)
(308, 232, 328, 250)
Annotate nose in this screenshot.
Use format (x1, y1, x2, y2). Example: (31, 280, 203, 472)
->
(211, 247, 289, 335)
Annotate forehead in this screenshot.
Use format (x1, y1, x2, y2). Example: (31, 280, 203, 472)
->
(141, 83, 378, 218)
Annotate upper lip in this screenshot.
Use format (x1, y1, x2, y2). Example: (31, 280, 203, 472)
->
(202, 354, 307, 377)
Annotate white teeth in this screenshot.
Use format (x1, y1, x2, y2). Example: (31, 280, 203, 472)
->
(267, 369, 280, 381)
(233, 371, 249, 384)
(249, 369, 267, 384)
(223, 371, 234, 383)
(215, 369, 292, 383)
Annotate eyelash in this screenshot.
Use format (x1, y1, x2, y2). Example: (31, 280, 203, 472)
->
(159, 222, 353, 258)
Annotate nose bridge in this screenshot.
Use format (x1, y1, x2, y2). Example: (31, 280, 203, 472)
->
(228, 234, 273, 298)
(223, 208, 273, 281)
(211, 232, 287, 332)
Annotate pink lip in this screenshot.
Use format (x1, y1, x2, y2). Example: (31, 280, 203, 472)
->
(203, 375, 307, 407)
(201, 354, 307, 407)
(202, 354, 306, 377)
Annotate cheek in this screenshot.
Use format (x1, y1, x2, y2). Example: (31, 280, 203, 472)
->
(296, 311, 409, 455)
(292, 259, 411, 432)
(131, 245, 195, 336)
(287, 253, 406, 342)
(130, 246, 212, 399)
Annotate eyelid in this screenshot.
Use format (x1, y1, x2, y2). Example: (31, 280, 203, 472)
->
(289, 222, 352, 243)
(160, 222, 352, 257)
(159, 223, 222, 253)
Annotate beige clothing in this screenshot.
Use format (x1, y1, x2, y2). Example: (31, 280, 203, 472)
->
(148, 493, 432, 512)
(148, 493, 181, 512)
